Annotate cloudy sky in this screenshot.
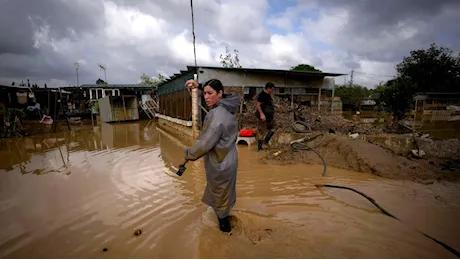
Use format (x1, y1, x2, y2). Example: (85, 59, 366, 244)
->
(1, 0, 459, 88)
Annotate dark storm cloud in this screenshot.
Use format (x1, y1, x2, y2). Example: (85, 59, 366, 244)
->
(321, 0, 460, 61)
(0, 0, 107, 85)
(1, 0, 459, 87)
(0, 0, 104, 54)
(320, 0, 459, 33)
(0, 0, 38, 55)
(0, 0, 224, 85)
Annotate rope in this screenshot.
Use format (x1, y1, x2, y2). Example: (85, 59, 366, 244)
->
(315, 184, 460, 258)
(190, 0, 197, 69)
(188, 0, 209, 115)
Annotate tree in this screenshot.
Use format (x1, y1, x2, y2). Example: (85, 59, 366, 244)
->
(396, 43, 460, 93)
(140, 73, 155, 84)
(371, 84, 385, 103)
(0, 103, 26, 138)
(219, 47, 242, 68)
(379, 77, 413, 120)
(380, 43, 460, 120)
(334, 84, 371, 111)
(291, 64, 322, 72)
(140, 73, 169, 85)
(96, 78, 107, 85)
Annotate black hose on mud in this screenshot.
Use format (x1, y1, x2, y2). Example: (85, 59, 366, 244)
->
(292, 121, 312, 133)
(290, 133, 327, 177)
(290, 121, 459, 257)
(315, 184, 460, 257)
(291, 121, 327, 177)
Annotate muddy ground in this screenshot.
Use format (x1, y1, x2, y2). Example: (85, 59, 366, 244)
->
(241, 95, 459, 183)
(260, 132, 460, 183)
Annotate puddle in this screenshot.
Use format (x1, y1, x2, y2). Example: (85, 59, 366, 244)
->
(0, 120, 459, 258)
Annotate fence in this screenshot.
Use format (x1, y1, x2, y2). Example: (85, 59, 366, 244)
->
(158, 89, 192, 121)
(431, 110, 452, 121)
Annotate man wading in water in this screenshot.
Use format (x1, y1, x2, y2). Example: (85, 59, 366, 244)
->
(184, 78, 240, 233)
(256, 82, 281, 151)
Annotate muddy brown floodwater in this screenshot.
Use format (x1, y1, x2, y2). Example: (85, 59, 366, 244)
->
(0, 120, 459, 258)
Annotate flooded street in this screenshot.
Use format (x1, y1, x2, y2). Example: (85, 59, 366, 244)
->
(0, 120, 459, 258)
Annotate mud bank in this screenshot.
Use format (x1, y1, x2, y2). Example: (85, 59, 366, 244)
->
(261, 133, 459, 183)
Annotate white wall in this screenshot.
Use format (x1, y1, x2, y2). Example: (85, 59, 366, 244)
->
(199, 68, 325, 88)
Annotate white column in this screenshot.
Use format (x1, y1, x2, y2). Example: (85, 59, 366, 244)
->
(191, 88, 200, 138)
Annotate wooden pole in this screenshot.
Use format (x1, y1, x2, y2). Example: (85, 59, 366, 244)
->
(53, 90, 58, 132)
(240, 86, 244, 114)
(291, 89, 294, 121)
(182, 90, 187, 120)
(122, 96, 128, 120)
(47, 89, 50, 115)
(317, 88, 321, 114)
(176, 91, 179, 118)
(60, 88, 70, 130)
(331, 88, 335, 114)
(413, 97, 418, 134)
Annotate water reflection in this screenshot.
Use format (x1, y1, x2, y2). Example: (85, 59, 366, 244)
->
(0, 120, 459, 258)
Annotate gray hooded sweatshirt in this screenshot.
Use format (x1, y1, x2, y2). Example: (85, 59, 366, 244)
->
(184, 94, 241, 219)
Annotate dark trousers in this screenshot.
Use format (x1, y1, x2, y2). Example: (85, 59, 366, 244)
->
(256, 117, 276, 142)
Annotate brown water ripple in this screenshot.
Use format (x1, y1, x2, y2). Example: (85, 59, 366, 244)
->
(0, 121, 459, 258)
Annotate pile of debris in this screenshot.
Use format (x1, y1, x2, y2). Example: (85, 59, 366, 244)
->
(238, 95, 412, 135)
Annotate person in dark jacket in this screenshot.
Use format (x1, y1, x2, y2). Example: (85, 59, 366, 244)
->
(184, 78, 241, 233)
(255, 82, 281, 151)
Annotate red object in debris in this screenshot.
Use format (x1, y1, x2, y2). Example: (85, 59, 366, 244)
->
(239, 129, 256, 137)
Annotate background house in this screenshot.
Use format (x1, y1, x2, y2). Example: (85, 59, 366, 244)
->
(156, 65, 345, 136)
(414, 92, 460, 122)
(61, 84, 158, 118)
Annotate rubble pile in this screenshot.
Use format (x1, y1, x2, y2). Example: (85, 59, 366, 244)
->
(238, 95, 412, 135)
(419, 138, 460, 160)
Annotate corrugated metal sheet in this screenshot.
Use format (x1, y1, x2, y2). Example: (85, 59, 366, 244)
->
(157, 65, 346, 88)
(158, 71, 194, 96)
(186, 65, 345, 77)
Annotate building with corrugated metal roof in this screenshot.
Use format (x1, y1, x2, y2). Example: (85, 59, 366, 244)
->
(156, 65, 345, 138)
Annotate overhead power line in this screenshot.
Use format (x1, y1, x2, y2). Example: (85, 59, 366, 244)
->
(354, 71, 395, 78)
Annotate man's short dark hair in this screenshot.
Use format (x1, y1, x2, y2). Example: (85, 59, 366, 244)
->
(265, 82, 275, 89)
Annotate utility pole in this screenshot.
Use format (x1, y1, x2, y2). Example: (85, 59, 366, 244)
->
(74, 62, 79, 87)
(349, 69, 354, 86)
